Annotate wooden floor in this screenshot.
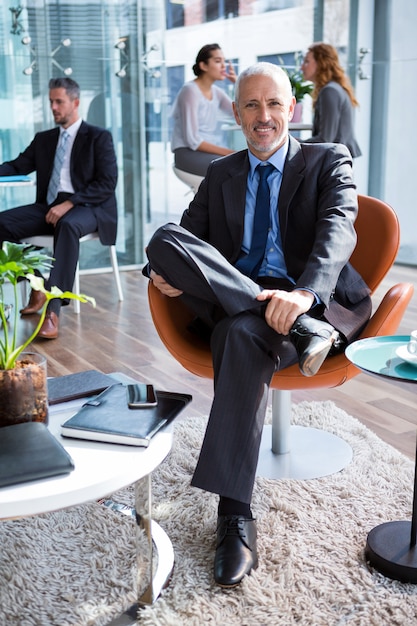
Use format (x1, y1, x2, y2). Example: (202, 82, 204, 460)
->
(11, 261, 417, 461)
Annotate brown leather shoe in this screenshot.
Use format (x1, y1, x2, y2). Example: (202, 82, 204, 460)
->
(20, 289, 47, 315)
(37, 311, 59, 339)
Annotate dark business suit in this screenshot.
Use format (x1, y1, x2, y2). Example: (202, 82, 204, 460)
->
(0, 121, 118, 305)
(146, 136, 371, 503)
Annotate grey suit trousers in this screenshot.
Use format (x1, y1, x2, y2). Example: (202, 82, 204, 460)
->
(146, 223, 299, 503)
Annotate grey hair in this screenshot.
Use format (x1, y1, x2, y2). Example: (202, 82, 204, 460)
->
(48, 77, 80, 100)
(234, 62, 292, 103)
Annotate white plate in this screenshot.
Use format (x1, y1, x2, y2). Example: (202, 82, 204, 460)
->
(395, 344, 417, 366)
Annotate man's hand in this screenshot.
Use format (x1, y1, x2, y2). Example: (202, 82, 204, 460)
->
(150, 269, 183, 298)
(45, 200, 73, 227)
(256, 289, 314, 335)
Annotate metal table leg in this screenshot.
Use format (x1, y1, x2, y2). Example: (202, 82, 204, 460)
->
(365, 432, 417, 583)
(104, 473, 174, 625)
(135, 473, 174, 605)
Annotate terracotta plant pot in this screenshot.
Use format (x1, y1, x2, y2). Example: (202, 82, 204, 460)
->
(0, 352, 48, 428)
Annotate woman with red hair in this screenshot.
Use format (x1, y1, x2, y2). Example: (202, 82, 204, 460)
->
(301, 42, 361, 158)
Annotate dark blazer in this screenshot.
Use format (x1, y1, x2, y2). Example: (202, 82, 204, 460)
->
(0, 121, 118, 245)
(180, 135, 370, 337)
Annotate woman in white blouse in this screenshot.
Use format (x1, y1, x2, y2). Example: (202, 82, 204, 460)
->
(171, 43, 236, 176)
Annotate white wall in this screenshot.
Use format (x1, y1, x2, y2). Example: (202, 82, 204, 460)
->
(164, 5, 315, 78)
(352, 0, 375, 195)
(384, 0, 417, 264)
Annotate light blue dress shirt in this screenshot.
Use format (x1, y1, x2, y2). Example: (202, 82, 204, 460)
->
(242, 142, 320, 306)
(242, 141, 294, 283)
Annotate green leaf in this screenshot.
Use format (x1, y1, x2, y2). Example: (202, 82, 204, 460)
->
(0, 242, 94, 370)
(278, 53, 313, 103)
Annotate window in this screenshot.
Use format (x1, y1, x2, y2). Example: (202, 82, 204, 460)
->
(205, 0, 239, 22)
(166, 0, 184, 28)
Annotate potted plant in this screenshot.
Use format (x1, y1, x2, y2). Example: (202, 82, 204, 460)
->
(280, 53, 313, 122)
(0, 241, 95, 427)
(288, 67, 313, 104)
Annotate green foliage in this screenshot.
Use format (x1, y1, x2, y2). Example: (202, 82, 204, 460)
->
(287, 68, 314, 103)
(279, 53, 313, 103)
(0, 242, 95, 370)
(0, 241, 54, 285)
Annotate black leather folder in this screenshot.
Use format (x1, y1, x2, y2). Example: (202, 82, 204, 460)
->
(61, 383, 192, 446)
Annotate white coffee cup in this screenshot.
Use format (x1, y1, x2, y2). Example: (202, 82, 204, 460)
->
(407, 330, 417, 355)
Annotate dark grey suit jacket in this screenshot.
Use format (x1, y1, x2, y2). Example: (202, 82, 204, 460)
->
(303, 81, 362, 158)
(0, 121, 118, 245)
(180, 136, 371, 338)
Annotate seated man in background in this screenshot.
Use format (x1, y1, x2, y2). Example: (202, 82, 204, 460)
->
(0, 77, 118, 339)
(144, 63, 371, 587)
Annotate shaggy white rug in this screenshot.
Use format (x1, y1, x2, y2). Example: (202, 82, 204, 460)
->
(1, 401, 417, 626)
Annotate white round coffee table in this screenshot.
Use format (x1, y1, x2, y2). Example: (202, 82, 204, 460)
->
(0, 398, 174, 622)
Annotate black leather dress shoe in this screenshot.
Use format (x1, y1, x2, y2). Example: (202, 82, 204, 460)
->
(214, 515, 258, 587)
(289, 314, 341, 377)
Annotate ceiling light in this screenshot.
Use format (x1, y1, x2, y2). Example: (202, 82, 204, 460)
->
(115, 39, 127, 50)
(115, 65, 127, 78)
(23, 61, 36, 76)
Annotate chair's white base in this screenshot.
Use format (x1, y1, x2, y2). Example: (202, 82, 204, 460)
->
(256, 424, 353, 480)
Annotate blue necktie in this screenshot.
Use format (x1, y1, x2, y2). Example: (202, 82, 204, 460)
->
(236, 162, 275, 279)
(47, 130, 69, 205)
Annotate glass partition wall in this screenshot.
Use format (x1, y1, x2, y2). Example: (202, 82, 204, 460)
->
(0, 0, 164, 269)
(1, 0, 415, 270)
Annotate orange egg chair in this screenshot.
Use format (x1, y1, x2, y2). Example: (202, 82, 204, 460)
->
(148, 195, 414, 479)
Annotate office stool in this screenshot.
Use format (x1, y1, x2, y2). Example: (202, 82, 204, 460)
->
(172, 166, 204, 194)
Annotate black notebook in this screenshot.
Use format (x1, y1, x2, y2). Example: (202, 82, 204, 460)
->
(0, 421, 75, 488)
(61, 383, 192, 447)
(48, 370, 116, 405)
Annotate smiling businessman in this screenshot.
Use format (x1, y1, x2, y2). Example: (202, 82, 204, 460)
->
(144, 62, 372, 587)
